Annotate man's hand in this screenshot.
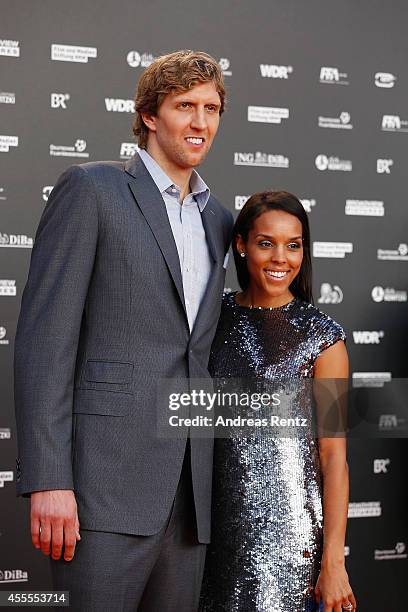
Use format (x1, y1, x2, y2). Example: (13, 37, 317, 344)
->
(31, 490, 81, 561)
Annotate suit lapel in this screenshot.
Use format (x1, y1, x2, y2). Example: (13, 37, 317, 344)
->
(190, 198, 226, 339)
(200, 199, 223, 265)
(125, 154, 187, 315)
(125, 153, 226, 340)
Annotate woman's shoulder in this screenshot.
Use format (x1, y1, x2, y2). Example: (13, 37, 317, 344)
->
(216, 291, 238, 323)
(221, 290, 237, 307)
(295, 299, 346, 344)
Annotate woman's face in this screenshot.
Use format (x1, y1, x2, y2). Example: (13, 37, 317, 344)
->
(236, 209, 304, 303)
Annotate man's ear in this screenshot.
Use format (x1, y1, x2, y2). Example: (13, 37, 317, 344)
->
(140, 112, 157, 132)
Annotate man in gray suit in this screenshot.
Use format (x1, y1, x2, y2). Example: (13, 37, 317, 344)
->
(14, 50, 233, 611)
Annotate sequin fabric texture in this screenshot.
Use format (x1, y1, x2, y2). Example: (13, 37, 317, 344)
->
(200, 292, 346, 612)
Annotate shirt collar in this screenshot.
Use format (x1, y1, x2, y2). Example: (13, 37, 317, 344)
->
(138, 148, 210, 211)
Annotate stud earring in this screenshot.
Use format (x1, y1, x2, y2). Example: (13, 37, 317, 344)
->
(240, 252, 246, 258)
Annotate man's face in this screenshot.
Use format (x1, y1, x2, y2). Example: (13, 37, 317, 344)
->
(143, 81, 221, 172)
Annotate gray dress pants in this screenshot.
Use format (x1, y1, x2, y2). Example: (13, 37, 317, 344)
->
(50, 441, 207, 611)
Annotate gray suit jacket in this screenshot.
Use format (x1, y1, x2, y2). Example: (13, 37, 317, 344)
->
(14, 153, 233, 543)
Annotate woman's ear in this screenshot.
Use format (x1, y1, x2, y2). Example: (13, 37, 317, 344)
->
(235, 234, 245, 256)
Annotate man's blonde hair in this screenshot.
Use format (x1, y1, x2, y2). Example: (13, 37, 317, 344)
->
(133, 50, 226, 149)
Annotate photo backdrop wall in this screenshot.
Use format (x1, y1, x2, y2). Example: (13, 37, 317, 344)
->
(1, 1, 407, 609)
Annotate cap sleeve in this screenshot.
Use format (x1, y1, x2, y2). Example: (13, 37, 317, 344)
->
(307, 309, 346, 372)
(317, 316, 346, 352)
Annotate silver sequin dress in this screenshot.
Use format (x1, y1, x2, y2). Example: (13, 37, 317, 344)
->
(200, 292, 346, 612)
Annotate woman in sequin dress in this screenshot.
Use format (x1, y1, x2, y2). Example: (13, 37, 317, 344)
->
(200, 191, 356, 612)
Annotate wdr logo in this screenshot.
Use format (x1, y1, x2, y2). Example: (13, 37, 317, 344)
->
(105, 98, 135, 113)
(352, 331, 384, 344)
(259, 64, 293, 79)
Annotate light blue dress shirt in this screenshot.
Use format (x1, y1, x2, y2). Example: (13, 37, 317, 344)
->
(138, 148, 213, 332)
